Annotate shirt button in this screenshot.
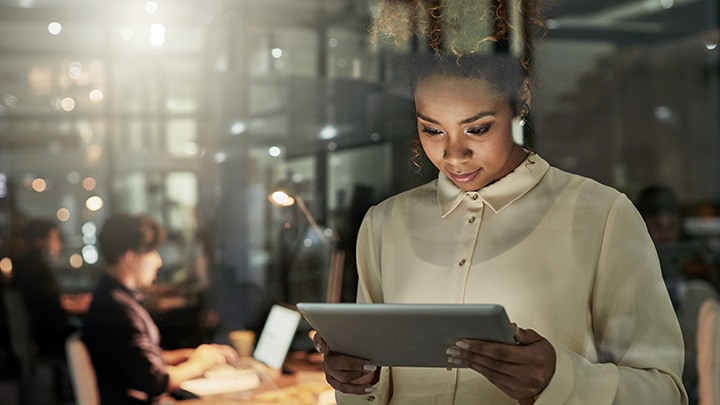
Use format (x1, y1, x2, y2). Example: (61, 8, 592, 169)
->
(366, 395, 376, 402)
(468, 216, 476, 224)
(470, 193, 479, 200)
(459, 259, 466, 266)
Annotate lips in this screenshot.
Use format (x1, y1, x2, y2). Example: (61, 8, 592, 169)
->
(448, 169, 479, 184)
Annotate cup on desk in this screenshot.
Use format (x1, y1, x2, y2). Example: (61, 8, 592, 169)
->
(229, 330, 256, 358)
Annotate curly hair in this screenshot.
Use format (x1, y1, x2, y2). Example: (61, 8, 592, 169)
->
(370, 0, 548, 76)
(370, 0, 546, 172)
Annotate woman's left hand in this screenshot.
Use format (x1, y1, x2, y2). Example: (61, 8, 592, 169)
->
(446, 325, 555, 402)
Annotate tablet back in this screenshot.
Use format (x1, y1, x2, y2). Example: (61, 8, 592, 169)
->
(297, 303, 515, 368)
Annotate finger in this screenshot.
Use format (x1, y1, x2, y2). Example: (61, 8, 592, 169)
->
(324, 371, 377, 395)
(321, 357, 378, 385)
(451, 340, 523, 365)
(514, 327, 544, 345)
(312, 332, 327, 353)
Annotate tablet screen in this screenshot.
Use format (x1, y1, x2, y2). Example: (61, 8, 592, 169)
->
(297, 303, 515, 368)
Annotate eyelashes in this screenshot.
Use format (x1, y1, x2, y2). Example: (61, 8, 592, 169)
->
(421, 125, 443, 136)
(420, 124, 492, 136)
(465, 125, 491, 135)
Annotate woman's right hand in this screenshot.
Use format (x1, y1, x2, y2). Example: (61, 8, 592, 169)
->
(312, 331, 380, 394)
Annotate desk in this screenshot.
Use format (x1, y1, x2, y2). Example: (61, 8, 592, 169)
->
(180, 353, 335, 405)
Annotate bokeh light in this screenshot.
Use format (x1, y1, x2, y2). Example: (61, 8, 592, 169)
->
(56, 208, 71, 222)
(69, 253, 84, 269)
(31, 178, 47, 192)
(82, 177, 96, 191)
(47, 22, 62, 35)
(85, 195, 104, 211)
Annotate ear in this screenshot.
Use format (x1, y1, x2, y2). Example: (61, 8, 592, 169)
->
(119, 250, 137, 267)
(520, 79, 531, 109)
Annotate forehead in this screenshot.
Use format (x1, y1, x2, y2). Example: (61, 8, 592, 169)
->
(414, 74, 506, 111)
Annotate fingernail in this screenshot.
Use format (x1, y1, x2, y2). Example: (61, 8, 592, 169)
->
(363, 364, 377, 371)
(315, 343, 323, 353)
(455, 341, 470, 349)
(364, 386, 374, 393)
(448, 357, 462, 365)
(446, 348, 460, 356)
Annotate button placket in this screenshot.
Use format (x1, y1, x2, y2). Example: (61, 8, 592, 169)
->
(455, 195, 482, 271)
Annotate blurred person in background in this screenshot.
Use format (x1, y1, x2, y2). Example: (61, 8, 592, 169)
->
(11, 218, 76, 359)
(82, 213, 237, 405)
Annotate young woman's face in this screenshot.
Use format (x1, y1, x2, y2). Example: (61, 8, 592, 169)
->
(414, 74, 527, 191)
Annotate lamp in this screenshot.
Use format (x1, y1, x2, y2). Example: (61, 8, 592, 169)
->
(268, 190, 331, 248)
(268, 189, 344, 303)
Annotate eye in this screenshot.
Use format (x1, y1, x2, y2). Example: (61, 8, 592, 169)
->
(465, 124, 491, 136)
(421, 125, 443, 136)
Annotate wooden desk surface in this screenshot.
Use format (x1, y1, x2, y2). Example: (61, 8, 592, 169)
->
(178, 352, 335, 405)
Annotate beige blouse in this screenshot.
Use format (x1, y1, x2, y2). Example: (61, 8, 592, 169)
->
(336, 154, 687, 405)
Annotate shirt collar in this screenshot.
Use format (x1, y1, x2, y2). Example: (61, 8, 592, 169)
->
(100, 273, 145, 302)
(438, 153, 550, 217)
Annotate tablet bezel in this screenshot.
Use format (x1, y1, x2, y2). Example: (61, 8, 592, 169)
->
(297, 303, 516, 368)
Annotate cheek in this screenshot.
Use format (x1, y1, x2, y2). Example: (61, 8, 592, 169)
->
(419, 138, 442, 162)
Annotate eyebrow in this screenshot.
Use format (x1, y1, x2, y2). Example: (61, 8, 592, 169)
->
(416, 111, 497, 126)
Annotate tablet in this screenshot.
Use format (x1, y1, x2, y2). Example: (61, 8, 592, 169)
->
(296, 303, 516, 368)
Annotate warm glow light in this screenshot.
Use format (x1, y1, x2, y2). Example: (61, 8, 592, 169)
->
(69, 253, 83, 269)
(269, 191, 295, 207)
(48, 22, 62, 35)
(0, 257, 13, 278)
(268, 146, 282, 157)
(82, 177, 96, 191)
(86, 144, 103, 164)
(149, 24, 166, 48)
(85, 195, 104, 211)
(31, 178, 47, 192)
(56, 208, 71, 222)
(89, 89, 104, 103)
(61, 97, 75, 111)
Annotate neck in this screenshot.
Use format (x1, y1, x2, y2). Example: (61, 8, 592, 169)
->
(107, 266, 137, 291)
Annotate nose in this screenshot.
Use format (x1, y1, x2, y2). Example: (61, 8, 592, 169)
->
(443, 135, 472, 164)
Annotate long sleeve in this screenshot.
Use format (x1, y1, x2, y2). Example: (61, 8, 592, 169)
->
(536, 195, 686, 404)
(335, 155, 687, 404)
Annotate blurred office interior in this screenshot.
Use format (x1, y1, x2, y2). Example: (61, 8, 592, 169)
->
(0, 0, 718, 400)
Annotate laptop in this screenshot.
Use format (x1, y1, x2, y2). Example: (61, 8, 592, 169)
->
(249, 303, 303, 369)
(179, 303, 303, 397)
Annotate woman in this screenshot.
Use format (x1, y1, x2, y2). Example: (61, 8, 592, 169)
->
(313, 0, 687, 404)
